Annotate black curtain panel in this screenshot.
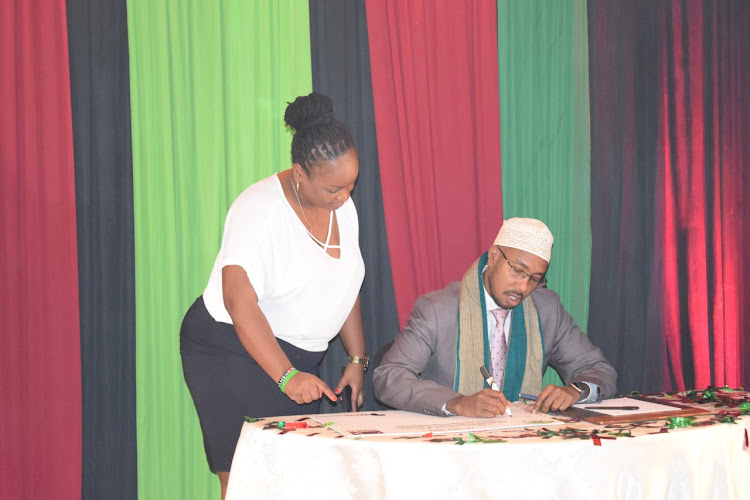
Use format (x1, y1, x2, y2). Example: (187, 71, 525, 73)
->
(309, 0, 400, 411)
(587, 0, 662, 395)
(66, 1, 138, 497)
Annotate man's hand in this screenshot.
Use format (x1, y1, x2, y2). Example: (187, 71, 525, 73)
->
(527, 384, 579, 413)
(446, 389, 511, 417)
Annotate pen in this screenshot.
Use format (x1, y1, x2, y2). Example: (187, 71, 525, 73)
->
(519, 393, 538, 401)
(480, 365, 511, 417)
(584, 406, 639, 411)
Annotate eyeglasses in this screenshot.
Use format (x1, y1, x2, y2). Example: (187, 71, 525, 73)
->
(496, 247, 547, 288)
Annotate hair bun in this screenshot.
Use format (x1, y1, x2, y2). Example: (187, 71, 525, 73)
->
(284, 92, 335, 132)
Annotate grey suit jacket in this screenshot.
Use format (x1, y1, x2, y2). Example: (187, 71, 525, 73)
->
(373, 282, 617, 416)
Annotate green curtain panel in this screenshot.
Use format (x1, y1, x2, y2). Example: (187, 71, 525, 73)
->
(497, 0, 591, 387)
(126, 1, 312, 498)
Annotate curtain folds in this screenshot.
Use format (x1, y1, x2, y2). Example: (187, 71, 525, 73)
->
(496, 0, 591, 387)
(66, 1, 138, 497)
(3, 3, 750, 498)
(588, 0, 750, 393)
(0, 1, 82, 499)
(657, 1, 749, 390)
(309, 0, 400, 408)
(366, 0, 503, 326)
(587, 1, 663, 394)
(126, 1, 313, 497)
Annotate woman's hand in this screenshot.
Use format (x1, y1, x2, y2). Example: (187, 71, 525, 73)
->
(283, 371, 337, 405)
(335, 362, 366, 411)
(336, 295, 367, 411)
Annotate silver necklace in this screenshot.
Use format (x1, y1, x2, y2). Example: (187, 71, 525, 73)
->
(291, 176, 314, 232)
(291, 175, 340, 251)
(291, 175, 338, 250)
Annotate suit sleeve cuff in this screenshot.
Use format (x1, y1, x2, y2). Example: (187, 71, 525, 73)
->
(576, 382, 601, 403)
(441, 403, 457, 416)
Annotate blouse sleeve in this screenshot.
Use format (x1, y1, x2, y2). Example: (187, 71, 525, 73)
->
(216, 193, 276, 300)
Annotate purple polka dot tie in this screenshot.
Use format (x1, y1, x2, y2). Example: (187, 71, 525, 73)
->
(490, 308, 510, 388)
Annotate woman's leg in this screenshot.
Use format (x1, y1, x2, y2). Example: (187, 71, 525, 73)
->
(180, 297, 329, 480)
(218, 471, 230, 499)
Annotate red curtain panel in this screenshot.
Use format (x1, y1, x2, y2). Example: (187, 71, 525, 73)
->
(366, 0, 503, 325)
(0, 1, 82, 498)
(658, 1, 748, 389)
(586, 0, 750, 393)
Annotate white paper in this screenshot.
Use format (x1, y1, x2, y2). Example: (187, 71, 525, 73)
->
(572, 396, 683, 417)
(309, 406, 564, 437)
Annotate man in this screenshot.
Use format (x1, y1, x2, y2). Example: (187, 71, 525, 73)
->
(373, 218, 617, 417)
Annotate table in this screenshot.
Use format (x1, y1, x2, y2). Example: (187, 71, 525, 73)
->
(226, 389, 750, 500)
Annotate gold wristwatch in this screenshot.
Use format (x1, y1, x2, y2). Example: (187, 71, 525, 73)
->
(347, 356, 369, 371)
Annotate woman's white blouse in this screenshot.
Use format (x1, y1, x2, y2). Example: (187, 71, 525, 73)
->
(202, 173, 365, 352)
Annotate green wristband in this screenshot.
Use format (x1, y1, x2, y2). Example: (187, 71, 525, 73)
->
(279, 369, 299, 393)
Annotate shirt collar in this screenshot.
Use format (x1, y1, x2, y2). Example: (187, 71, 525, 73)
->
(481, 265, 504, 312)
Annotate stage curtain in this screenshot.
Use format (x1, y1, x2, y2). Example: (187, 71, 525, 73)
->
(66, 1, 138, 498)
(497, 0, 591, 387)
(366, 0, 503, 326)
(126, 1, 312, 497)
(588, 0, 750, 392)
(0, 1, 82, 499)
(587, 1, 662, 394)
(309, 0, 400, 408)
(657, 1, 749, 390)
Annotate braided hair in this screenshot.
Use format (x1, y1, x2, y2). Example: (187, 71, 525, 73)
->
(284, 92, 356, 174)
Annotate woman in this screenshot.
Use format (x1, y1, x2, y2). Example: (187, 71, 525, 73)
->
(180, 92, 367, 498)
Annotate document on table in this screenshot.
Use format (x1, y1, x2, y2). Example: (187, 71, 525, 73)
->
(309, 407, 564, 437)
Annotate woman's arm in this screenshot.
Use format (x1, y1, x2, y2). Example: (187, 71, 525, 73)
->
(222, 265, 336, 404)
(335, 294, 367, 410)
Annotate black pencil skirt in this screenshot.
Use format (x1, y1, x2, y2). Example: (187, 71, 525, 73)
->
(180, 296, 326, 473)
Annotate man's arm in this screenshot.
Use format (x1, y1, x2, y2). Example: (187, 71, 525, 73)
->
(373, 289, 464, 416)
(535, 288, 618, 398)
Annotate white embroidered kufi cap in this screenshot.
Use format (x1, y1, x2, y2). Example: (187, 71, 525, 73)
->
(494, 218, 554, 263)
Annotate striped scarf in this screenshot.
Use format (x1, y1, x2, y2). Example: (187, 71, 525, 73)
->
(454, 252, 545, 401)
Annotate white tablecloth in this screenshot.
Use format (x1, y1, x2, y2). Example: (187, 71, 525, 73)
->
(226, 396, 750, 500)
